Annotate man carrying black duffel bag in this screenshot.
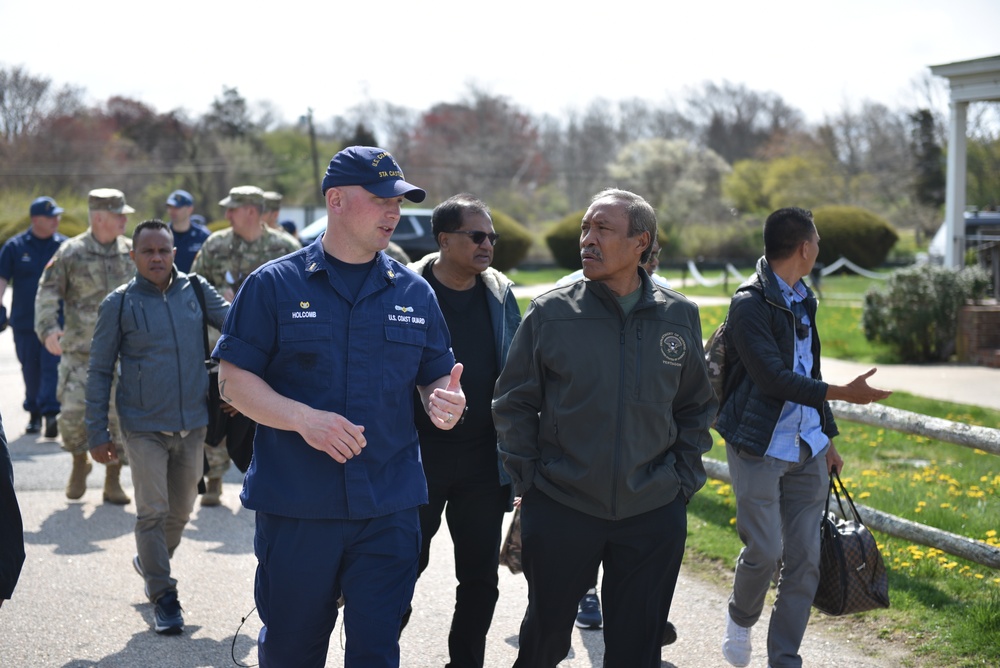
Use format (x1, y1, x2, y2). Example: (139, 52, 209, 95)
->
(714, 207, 892, 668)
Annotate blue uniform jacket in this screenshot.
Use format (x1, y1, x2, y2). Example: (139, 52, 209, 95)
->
(171, 222, 211, 274)
(0, 229, 67, 330)
(214, 238, 456, 520)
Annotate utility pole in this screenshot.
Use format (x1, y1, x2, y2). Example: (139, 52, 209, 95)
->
(307, 108, 321, 206)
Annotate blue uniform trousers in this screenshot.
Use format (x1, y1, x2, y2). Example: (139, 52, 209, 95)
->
(13, 328, 60, 416)
(254, 508, 421, 668)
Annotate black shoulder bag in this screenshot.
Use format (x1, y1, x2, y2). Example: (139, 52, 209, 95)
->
(190, 275, 255, 473)
(812, 467, 890, 616)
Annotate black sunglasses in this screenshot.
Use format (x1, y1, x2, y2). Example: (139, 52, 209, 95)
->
(446, 230, 500, 246)
(791, 301, 810, 340)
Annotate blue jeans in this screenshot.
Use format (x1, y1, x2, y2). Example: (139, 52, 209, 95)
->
(726, 440, 830, 668)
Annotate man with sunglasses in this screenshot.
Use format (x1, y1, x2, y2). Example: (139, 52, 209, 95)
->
(403, 194, 519, 666)
(715, 207, 892, 668)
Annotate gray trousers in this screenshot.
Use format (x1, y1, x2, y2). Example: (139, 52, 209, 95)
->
(726, 440, 829, 668)
(124, 428, 206, 602)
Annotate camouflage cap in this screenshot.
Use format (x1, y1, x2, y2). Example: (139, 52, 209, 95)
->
(88, 188, 136, 213)
(262, 191, 283, 212)
(219, 185, 265, 209)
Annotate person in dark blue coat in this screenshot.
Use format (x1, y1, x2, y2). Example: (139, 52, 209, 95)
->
(214, 146, 467, 668)
(0, 411, 26, 609)
(165, 190, 210, 274)
(0, 196, 67, 437)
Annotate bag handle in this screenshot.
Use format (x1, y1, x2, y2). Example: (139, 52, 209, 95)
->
(188, 273, 212, 366)
(828, 466, 866, 526)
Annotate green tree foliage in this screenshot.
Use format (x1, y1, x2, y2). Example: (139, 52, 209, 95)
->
(909, 108, 945, 208)
(762, 155, 836, 211)
(607, 138, 730, 258)
(723, 160, 770, 214)
(863, 264, 990, 362)
(490, 210, 533, 272)
(813, 205, 899, 269)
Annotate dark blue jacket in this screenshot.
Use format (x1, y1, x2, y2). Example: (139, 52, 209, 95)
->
(0, 414, 25, 601)
(715, 257, 838, 456)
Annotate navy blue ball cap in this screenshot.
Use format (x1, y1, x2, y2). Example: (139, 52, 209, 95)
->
(30, 196, 64, 217)
(321, 146, 426, 203)
(166, 189, 194, 207)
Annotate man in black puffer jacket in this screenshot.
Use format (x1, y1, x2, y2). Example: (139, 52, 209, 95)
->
(716, 207, 891, 668)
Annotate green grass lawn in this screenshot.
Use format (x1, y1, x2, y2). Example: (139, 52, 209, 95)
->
(509, 267, 1000, 667)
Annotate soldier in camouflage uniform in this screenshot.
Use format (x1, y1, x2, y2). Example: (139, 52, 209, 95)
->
(189, 185, 300, 505)
(261, 191, 301, 248)
(35, 189, 135, 504)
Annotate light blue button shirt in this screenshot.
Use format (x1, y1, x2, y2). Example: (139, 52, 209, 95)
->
(765, 275, 827, 462)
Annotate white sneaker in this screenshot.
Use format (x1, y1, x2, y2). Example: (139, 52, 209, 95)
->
(722, 610, 752, 667)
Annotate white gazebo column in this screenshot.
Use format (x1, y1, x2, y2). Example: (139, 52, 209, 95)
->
(944, 100, 968, 268)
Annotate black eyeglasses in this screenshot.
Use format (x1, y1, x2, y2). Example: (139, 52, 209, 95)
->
(791, 301, 810, 340)
(446, 230, 500, 246)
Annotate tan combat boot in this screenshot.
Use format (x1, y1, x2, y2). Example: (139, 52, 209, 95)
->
(66, 452, 93, 500)
(103, 461, 131, 505)
(201, 477, 222, 506)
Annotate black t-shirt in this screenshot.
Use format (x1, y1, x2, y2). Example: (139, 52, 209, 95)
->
(414, 267, 498, 461)
(325, 252, 375, 301)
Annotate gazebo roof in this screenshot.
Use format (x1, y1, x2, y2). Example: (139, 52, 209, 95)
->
(930, 55, 1000, 103)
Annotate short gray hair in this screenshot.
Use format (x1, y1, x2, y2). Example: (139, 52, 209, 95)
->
(591, 188, 657, 263)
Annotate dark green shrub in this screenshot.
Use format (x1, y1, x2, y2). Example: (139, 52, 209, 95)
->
(862, 264, 990, 362)
(545, 209, 588, 270)
(813, 206, 898, 270)
(489, 210, 532, 272)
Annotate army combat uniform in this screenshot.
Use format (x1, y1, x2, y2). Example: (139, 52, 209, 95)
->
(190, 225, 300, 487)
(35, 229, 133, 500)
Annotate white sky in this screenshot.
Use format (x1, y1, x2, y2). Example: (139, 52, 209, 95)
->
(2, 0, 998, 127)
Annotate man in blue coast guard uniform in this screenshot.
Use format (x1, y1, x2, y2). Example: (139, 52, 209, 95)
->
(0, 197, 67, 436)
(164, 190, 210, 273)
(214, 146, 467, 668)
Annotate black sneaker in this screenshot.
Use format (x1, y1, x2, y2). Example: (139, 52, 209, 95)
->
(44, 414, 59, 439)
(575, 590, 603, 629)
(153, 589, 184, 635)
(26, 412, 41, 434)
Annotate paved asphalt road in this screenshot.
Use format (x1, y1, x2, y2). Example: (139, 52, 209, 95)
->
(7, 284, 994, 666)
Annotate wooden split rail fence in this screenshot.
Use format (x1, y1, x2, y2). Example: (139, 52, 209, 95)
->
(704, 401, 1000, 569)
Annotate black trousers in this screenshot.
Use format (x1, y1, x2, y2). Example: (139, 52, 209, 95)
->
(514, 488, 687, 668)
(417, 451, 510, 668)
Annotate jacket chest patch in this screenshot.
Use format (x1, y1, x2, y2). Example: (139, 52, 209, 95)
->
(660, 332, 686, 365)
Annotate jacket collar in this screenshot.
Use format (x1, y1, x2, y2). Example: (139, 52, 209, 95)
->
(408, 251, 513, 303)
(751, 256, 816, 309)
(301, 235, 401, 287)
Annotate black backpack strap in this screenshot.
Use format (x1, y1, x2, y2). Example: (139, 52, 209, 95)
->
(188, 273, 211, 363)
